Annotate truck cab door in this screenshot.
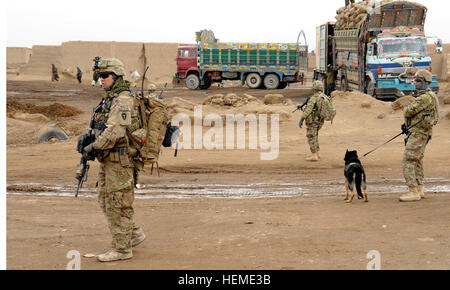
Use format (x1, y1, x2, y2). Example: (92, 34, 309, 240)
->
(176, 48, 197, 78)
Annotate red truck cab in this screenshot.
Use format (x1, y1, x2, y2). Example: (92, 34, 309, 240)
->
(175, 45, 198, 79)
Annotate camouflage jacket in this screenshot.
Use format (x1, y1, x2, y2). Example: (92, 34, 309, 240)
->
(302, 92, 325, 124)
(403, 90, 439, 136)
(92, 79, 142, 161)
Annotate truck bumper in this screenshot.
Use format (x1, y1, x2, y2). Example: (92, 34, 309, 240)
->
(375, 77, 439, 99)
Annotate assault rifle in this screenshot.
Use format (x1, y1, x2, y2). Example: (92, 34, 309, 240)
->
(292, 96, 311, 114)
(75, 101, 104, 197)
(361, 114, 431, 158)
(158, 83, 167, 99)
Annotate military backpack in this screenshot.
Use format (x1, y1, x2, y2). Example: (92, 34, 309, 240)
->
(129, 95, 179, 165)
(316, 93, 336, 122)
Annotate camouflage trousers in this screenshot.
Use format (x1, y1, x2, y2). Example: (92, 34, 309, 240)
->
(402, 132, 430, 187)
(305, 120, 324, 153)
(97, 160, 138, 253)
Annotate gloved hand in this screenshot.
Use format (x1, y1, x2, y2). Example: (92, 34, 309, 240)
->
(299, 117, 305, 129)
(401, 123, 409, 135)
(77, 133, 90, 153)
(83, 143, 95, 160)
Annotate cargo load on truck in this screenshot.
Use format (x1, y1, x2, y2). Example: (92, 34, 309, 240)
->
(314, 0, 439, 100)
(173, 29, 308, 90)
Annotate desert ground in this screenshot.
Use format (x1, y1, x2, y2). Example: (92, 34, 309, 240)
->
(6, 79, 450, 270)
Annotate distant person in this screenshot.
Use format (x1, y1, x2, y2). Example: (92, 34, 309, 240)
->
(435, 38, 442, 54)
(299, 81, 327, 162)
(131, 70, 140, 88)
(51, 64, 59, 82)
(147, 83, 157, 98)
(77, 67, 83, 84)
(326, 64, 344, 96)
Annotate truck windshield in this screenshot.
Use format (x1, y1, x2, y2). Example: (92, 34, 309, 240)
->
(378, 38, 427, 58)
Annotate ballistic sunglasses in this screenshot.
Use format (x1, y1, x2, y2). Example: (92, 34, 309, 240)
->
(99, 73, 111, 79)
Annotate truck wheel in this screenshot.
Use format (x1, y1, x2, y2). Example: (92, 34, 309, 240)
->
(186, 74, 200, 90)
(199, 80, 211, 90)
(365, 79, 375, 97)
(38, 129, 69, 143)
(246, 73, 262, 89)
(278, 81, 287, 89)
(264, 74, 280, 89)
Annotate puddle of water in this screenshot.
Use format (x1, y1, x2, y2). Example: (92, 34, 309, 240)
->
(6, 178, 450, 200)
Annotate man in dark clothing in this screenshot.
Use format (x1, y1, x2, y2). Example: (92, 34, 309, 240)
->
(51, 64, 59, 82)
(77, 67, 83, 84)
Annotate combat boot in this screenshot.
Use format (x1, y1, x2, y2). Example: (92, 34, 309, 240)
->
(306, 153, 319, 162)
(399, 186, 421, 202)
(97, 249, 132, 262)
(131, 227, 146, 247)
(317, 151, 321, 160)
(417, 185, 425, 198)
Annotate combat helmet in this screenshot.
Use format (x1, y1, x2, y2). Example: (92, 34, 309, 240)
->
(312, 80, 324, 92)
(147, 83, 157, 92)
(95, 58, 126, 77)
(415, 70, 433, 83)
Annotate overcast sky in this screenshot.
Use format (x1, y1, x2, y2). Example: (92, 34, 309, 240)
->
(5, 0, 450, 49)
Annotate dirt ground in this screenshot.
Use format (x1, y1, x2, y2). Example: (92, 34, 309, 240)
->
(6, 80, 450, 270)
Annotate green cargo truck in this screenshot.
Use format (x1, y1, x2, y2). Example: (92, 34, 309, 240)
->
(174, 29, 308, 89)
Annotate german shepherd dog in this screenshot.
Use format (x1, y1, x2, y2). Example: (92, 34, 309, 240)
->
(344, 150, 368, 203)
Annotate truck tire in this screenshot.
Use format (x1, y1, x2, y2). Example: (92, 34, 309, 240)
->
(246, 73, 262, 89)
(278, 81, 287, 89)
(199, 78, 211, 90)
(186, 74, 200, 90)
(365, 78, 375, 97)
(264, 74, 280, 89)
(38, 129, 69, 143)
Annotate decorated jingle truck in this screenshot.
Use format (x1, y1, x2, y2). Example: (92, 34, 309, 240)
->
(173, 29, 308, 89)
(314, 1, 439, 99)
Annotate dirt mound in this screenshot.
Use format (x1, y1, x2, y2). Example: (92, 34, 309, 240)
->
(7, 100, 82, 119)
(392, 96, 415, 110)
(11, 112, 50, 123)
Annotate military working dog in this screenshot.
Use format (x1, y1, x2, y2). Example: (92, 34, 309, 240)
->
(344, 150, 368, 203)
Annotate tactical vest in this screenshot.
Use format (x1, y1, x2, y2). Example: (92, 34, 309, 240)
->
(407, 91, 439, 136)
(92, 90, 142, 164)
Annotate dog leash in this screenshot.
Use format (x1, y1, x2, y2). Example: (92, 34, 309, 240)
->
(361, 114, 430, 159)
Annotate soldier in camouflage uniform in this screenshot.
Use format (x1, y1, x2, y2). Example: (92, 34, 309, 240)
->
(299, 80, 326, 162)
(82, 58, 146, 261)
(147, 83, 157, 98)
(400, 70, 439, 202)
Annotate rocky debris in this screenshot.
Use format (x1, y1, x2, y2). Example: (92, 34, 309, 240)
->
(443, 96, 450, 105)
(377, 113, 386, 119)
(264, 94, 284, 105)
(361, 102, 371, 109)
(203, 93, 261, 107)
